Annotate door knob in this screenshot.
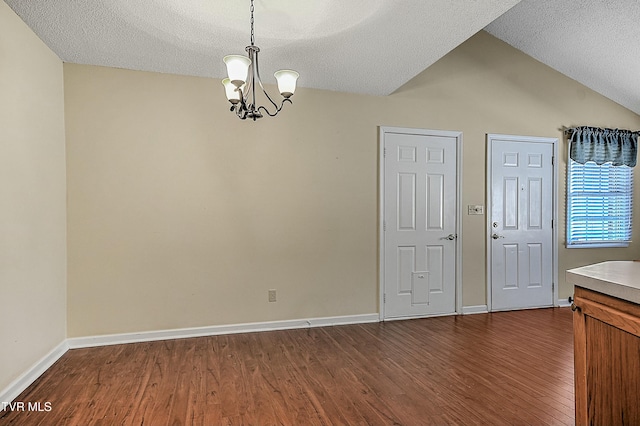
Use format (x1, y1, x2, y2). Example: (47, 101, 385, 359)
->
(491, 233, 504, 239)
(440, 234, 457, 240)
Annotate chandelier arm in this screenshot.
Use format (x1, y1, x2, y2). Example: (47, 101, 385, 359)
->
(243, 73, 253, 106)
(250, 51, 258, 114)
(252, 50, 281, 113)
(257, 98, 292, 117)
(237, 93, 248, 119)
(235, 94, 249, 120)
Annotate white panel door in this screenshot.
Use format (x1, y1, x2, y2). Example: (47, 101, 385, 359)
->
(490, 138, 554, 310)
(383, 129, 458, 319)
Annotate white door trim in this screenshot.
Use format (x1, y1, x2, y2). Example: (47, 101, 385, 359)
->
(486, 134, 559, 312)
(379, 126, 463, 320)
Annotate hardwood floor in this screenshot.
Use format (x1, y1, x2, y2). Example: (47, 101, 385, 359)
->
(1, 308, 574, 425)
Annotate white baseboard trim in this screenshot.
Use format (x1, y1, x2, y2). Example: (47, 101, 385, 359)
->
(462, 305, 489, 315)
(2, 314, 379, 403)
(557, 299, 572, 308)
(67, 313, 380, 349)
(0, 341, 69, 404)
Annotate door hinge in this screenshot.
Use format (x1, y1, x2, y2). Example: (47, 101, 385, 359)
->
(383, 147, 386, 158)
(552, 156, 555, 165)
(551, 219, 554, 229)
(552, 282, 555, 291)
(383, 220, 386, 231)
(383, 294, 386, 303)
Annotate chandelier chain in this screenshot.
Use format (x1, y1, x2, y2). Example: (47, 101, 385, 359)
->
(250, 0, 255, 46)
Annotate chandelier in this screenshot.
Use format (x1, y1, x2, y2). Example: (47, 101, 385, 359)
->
(222, 0, 299, 121)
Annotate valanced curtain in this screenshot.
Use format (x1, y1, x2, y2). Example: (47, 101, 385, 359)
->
(567, 126, 639, 167)
(565, 126, 637, 246)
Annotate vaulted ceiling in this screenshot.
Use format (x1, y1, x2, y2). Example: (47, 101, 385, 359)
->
(5, 0, 640, 114)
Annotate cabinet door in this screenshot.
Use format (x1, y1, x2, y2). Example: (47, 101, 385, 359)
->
(573, 288, 640, 426)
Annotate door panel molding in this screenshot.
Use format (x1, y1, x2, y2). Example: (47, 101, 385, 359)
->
(486, 134, 559, 312)
(379, 126, 463, 320)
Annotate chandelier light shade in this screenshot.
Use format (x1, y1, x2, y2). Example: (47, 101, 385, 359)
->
(274, 70, 299, 98)
(223, 55, 251, 87)
(222, 78, 242, 104)
(222, 0, 299, 120)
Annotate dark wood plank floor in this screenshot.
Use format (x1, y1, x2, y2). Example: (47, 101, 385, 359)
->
(1, 308, 574, 425)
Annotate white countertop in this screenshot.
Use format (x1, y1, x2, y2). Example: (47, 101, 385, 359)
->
(566, 261, 640, 305)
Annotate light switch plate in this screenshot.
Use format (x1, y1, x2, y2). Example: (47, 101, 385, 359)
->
(468, 205, 484, 215)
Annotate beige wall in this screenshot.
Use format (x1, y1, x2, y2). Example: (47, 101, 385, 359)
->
(65, 67, 381, 336)
(0, 2, 67, 391)
(65, 31, 640, 337)
(392, 31, 640, 304)
(394, 32, 640, 305)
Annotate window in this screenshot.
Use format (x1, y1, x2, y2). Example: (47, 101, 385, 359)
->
(566, 159, 633, 247)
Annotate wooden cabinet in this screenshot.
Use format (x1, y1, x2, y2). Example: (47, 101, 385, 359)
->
(572, 286, 640, 425)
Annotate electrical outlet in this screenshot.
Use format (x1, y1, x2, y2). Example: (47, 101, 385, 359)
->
(268, 289, 277, 302)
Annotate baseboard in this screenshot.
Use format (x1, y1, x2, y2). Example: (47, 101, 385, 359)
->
(67, 313, 380, 349)
(462, 305, 489, 315)
(557, 299, 572, 308)
(2, 314, 378, 403)
(0, 340, 69, 404)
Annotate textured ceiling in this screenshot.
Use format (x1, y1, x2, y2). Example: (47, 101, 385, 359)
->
(4, 0, 520, 96)
(5, 0, 640, 115)
(486, 0, 640, 115)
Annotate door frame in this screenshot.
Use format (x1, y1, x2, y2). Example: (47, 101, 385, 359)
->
(485, 133, 559, 312)
(379, 126, 463, 321)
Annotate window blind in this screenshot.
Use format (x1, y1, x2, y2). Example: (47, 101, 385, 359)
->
(567, 160, 633, 246)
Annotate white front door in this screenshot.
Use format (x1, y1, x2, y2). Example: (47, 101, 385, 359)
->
(381, 127, 460, 319)
(488, 134, 556, 311)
